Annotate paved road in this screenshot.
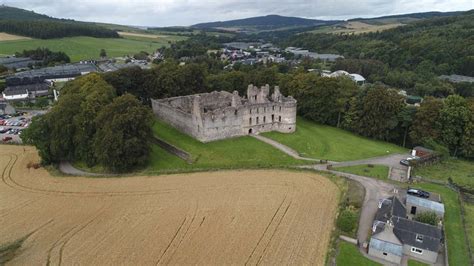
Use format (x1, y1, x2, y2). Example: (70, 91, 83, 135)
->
(310, 164, 397, 244)
(58, 161, 105, 176)
(329, 153, 410, 182)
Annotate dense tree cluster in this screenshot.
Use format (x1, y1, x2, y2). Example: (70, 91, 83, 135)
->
(21, 74, 153, 172)
(15, 48, 70, 67)
(0, 20, 119, 39)
(281, 12, 474, 96)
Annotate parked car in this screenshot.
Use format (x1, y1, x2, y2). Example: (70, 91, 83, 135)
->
(400, 159, 410, 166)
(2, 136, 12, 142)
(0, 127, 8, 133)
(407, 188, 430, 198)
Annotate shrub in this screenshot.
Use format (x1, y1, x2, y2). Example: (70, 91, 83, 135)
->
(414, 211, 439, 226)
(337, 208, 358, 234)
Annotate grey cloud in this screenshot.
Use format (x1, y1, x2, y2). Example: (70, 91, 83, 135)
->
(1, 0, 472, 26)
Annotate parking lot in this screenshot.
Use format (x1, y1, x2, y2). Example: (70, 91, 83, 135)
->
(0, 111, 43, 144)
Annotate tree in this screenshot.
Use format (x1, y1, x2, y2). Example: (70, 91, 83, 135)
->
(350, 85, 405, 140)
(20, 115, 53, 164)
(410, 97, 444, 145)
(438, 95, 469, 156)
(460, 99, 474, 158)
(100, 49, 107, 58)
(94, 94, 154, 172)
(397, 106, 417, 147)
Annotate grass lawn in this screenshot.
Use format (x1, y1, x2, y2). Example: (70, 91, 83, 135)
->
(146, 119, 304, 173)
(414, 183, 471, 266)
(407, 259, 429, 266)
(336, 242, 381, 266)
(335, 164, 389, 180)
(414, 159, 474, 190)
(0, 36, 172, 62)
(262, 118, 407, 162)
(464, 202, 474, 259)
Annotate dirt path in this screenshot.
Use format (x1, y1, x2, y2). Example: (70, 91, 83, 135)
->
(0, 145, 339, 265)
(252, 135, 326, 162)
(58, 161, 105, 176)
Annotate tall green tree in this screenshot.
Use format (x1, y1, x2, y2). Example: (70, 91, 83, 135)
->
(94, 94, 154, 172)
(438, 95, 469, 156)
(410, 97, 444, 145)
(350, 85, 405, 140)
(460, 99, 474, 158)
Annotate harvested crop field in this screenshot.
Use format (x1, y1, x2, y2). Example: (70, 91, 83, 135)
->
(0, 145, 339, 265)
(0, 32, 31, 41)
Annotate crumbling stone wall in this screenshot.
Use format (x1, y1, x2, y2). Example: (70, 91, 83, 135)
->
(151, 84, 297, 142)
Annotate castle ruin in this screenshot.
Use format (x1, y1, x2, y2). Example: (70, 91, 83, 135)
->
(151, 84, 297, 142)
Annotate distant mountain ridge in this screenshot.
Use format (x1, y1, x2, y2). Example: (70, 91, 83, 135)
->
(191, 10, 470, 31)
(192, 14, 340, 30)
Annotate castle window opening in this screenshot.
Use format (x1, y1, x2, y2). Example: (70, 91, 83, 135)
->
(263, 116, 266, 123)
(272, 114, 274, 121)
(234, 110, 237, 115)
(279, 106, 282, 112)
(256, 117, 259, 124)
(279, 116, 281, 122)
(249, 117, 252, 125)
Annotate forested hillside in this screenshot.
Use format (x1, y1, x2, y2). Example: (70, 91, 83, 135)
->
(283, 11, 474, 77)
(0, 6, 119, 39)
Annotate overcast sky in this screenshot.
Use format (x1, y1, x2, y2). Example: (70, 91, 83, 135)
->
(2, 0, 473, 27)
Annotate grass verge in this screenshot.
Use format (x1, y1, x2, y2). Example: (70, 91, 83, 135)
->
(146, 119, 304, 173)
(335, 164, 390, 180)
(414, 158, 474, 191)
(413, 183, 471, 266)
(262, 118, 407, 162)
(336, 242, 381, 266)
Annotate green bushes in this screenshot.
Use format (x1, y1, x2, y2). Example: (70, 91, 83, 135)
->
(414, 211, 439, 226)
(337, 207, 358, 234)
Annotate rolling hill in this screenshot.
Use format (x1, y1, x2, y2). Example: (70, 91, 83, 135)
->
(192, 14, 340, 32)
(0, 5, 118, 39)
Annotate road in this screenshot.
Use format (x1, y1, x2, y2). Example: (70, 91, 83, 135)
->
(310, 164, 397, 244)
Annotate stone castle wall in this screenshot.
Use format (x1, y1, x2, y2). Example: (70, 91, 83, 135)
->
(151, 84, 297, 142)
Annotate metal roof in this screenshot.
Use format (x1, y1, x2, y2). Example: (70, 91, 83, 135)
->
(369, 238, 403, 256)
(407, 195, 445, 214)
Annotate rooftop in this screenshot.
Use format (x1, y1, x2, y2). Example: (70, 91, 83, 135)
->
(406, 194, 445, 214)
(392, 216, 443, 252)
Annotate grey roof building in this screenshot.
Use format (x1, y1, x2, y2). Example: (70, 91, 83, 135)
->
(0, 57, 41, 70)
(6, 63, 97, 86)
(0, 102, 16, 115)
(2, 82, 50, 101)
(369, 195, 444, 264)
(406, 194, 445, 218)
(439, 74, 474, 83)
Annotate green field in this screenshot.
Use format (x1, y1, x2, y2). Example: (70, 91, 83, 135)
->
(414, 159, 474, 190)
(336, 242, 381, 266)
(407, 259, 429, 266)
(0, 36, 171, 62)
(263, 118, 407, 162)
(415, 183, 471, 266)
(335, 164, 389, 180)
(146, 119, 304, 173)
(464, 202, 474, 259)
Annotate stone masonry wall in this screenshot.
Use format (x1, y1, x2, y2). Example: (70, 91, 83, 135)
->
(152, 85, 297, 142)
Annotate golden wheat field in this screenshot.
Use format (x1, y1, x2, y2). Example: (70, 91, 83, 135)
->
(0, 145, 339, 265)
